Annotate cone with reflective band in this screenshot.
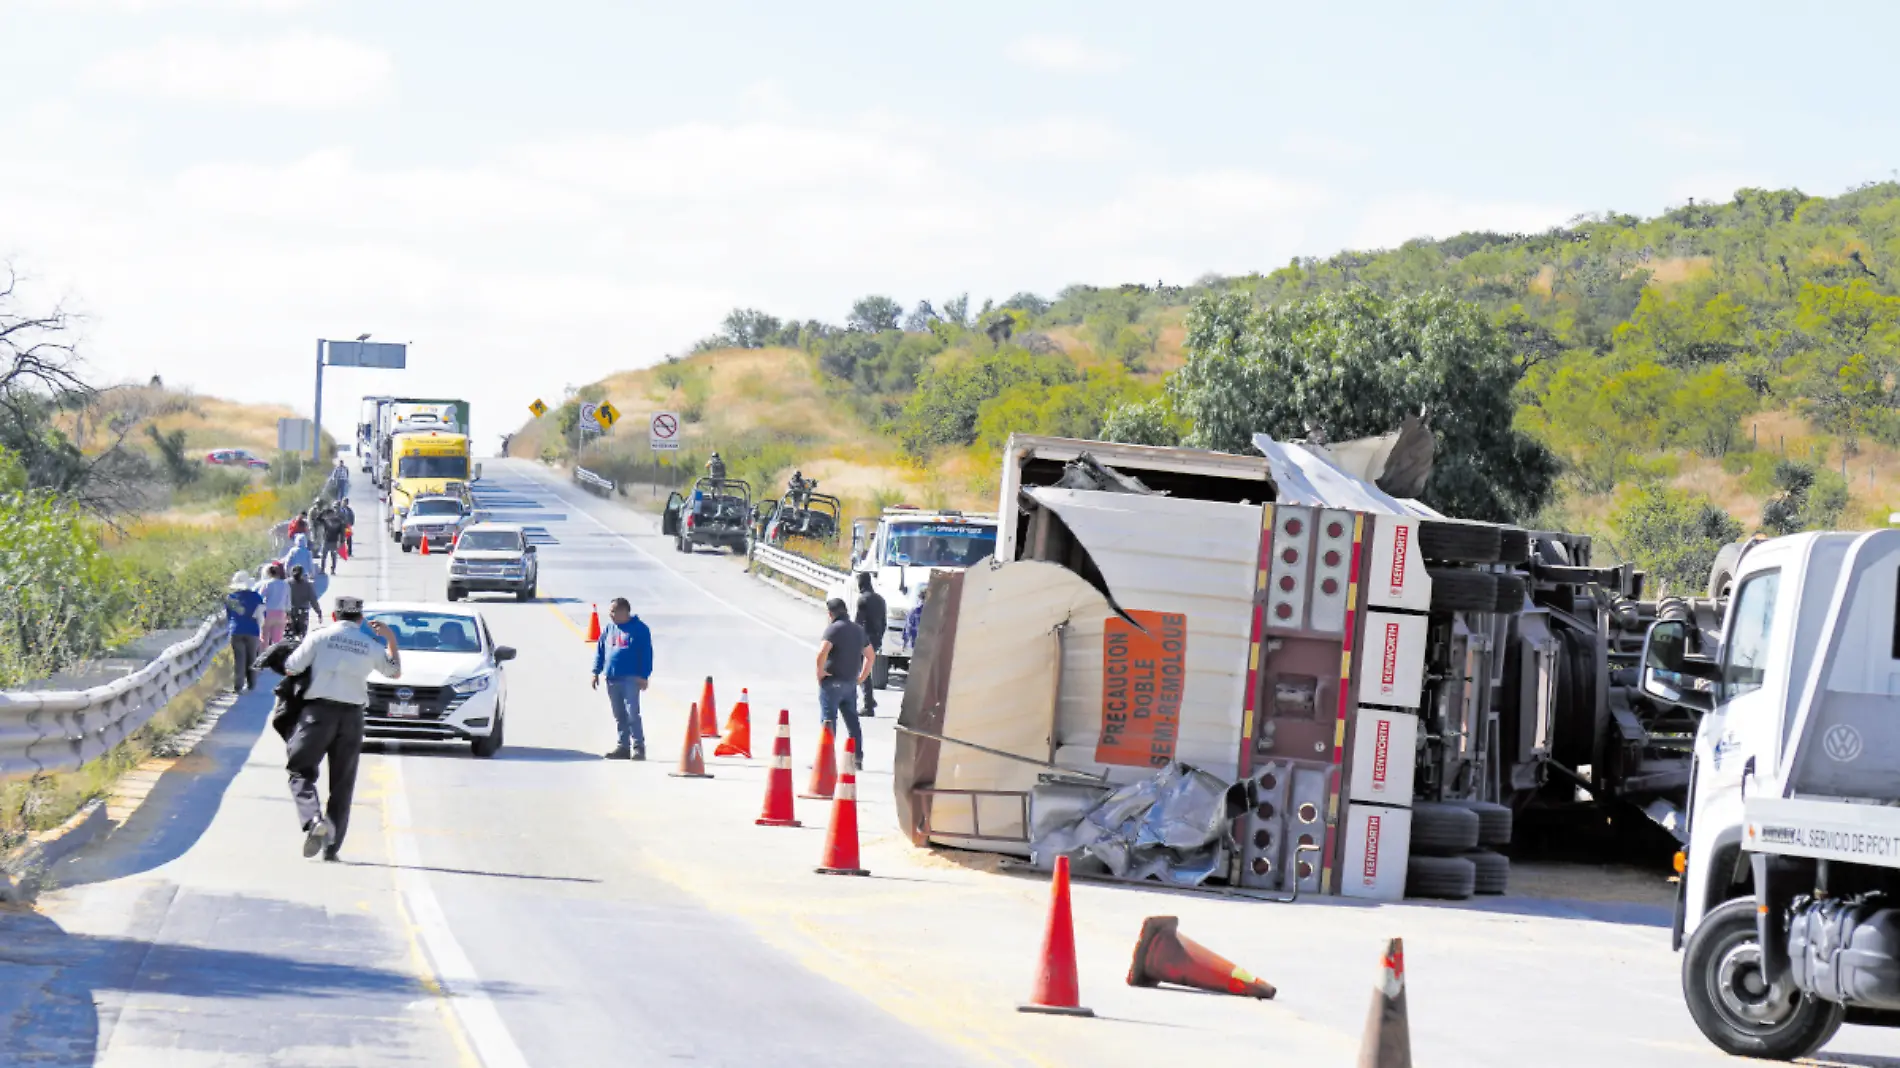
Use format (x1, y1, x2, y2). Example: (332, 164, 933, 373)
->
(800, 720, 838, 799)
(754, 709, 801, 827)
(667, 702, 713, 779)
(1356, 938, 1411, 1068)
(1126, 915, 1275, 1000)
(713, 688, 752, 758)
(698, 676, 720, 738)
(584, 604, 601, 642)
(815, 740, 868, 876)
(1018, 855, 1093, 1016)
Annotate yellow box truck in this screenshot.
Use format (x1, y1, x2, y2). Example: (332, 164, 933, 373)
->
(385, 429, 472, 537)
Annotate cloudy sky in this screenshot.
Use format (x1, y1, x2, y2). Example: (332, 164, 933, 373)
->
(4, 0, 1897, 450)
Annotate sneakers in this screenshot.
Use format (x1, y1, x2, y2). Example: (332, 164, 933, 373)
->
(604, 747, 632, 760)
(321, 849, 339, 863)
(302, 817, 333, 858)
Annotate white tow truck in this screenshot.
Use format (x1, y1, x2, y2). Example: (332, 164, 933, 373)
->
(1660, 527, 1900, 1059)
(844, 507, 999, 688)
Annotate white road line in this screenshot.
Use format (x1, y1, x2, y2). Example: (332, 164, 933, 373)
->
(376, 488, 531, 1068)
(517, 463, 820, 651)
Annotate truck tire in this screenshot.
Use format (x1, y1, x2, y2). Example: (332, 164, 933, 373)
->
(1409, 801, 1481, 855)
(1418, 520, 1501, 564)
(1682, 897, 1844, 1060)
(1493, 573, 1528, 614)
(1450, 800, 1513, 847)
(871, 654, 891, 690)
(1466, 849, 1510, 894)
(446, 585, 464, 602)
(1427, 569, 1498, 613)
(1498, 527, 1531, 565)
(1405, 855, 1476, 900)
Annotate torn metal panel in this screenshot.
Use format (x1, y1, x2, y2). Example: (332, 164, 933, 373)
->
(1024, 488, 1259, 784)
(1030, 763, 1242, 886)
(1251, 432, 1443, 519)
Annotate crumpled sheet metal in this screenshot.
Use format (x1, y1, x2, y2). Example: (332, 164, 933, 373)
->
(1031, 763, 1241, 886)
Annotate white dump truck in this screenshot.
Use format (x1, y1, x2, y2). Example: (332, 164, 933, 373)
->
(1661, 527, 1900, 1059)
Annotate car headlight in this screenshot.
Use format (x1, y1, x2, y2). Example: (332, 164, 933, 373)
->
(451, 672, 492, 694)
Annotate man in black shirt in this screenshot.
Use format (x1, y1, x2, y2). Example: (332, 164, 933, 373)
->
(816, 597, 875, 764)
(854, 572, 887, 717)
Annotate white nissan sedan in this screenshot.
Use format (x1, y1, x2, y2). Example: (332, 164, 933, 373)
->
(361, 602, 515, 757)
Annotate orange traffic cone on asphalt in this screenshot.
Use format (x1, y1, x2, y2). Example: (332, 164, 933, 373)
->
(714, 690, 752, 758)
(800, 720, 838, 799)
(420, 535, 431, 556)
(816, 739, 868, 876)
(755, 709, 801, 827)
(339, 534, 350, 562)
(698, 677, 720, 738)
(1019, 854, 1093, 1016)
(585, 605, 601, 642)
(1357, 938, 1411, 1068)
(667, 703, 713, 779)
(1126, 916, 1276, 999)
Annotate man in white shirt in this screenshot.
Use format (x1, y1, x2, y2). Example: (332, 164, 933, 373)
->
(283, 595, 401, 861)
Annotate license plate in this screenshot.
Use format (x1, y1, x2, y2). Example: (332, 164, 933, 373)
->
(389, 701, 420, 718)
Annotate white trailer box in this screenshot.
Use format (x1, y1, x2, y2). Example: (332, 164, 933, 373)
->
(1340, 803, 1413, 901)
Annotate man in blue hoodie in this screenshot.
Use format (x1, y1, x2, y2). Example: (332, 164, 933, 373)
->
(590, 597, 653, 760)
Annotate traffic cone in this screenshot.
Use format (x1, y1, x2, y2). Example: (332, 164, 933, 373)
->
(815, 739, 868, 877)
(1125, 916, 1276, 999)
(339, 533, 350, 562)
(1356, 938, 1411, 1068)
(714, 689, 753, 757)
(799, 720, 838, 799)
(754, 709, 801, 827)
(420, 535, 431, 556)
(697, 676, 720, 738)
(584, 605, 601, 642)
(667, 703, 713, 779)
(1019, 854, 1093, 1016)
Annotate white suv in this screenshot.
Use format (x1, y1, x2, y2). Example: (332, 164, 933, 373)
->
(447, 523, 539, 602)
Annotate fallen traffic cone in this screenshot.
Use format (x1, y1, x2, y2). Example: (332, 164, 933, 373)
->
(1356, 938, 1411, 1068)
(697, 676, 720, 738)
(667, 702, 713, 779)
(1019, 854, 1093, 1016)
(815, 739, 868, 877)
(799, 720, 838, 799)
(714, 689, 752, 758)
(1126, 915, 1276, 999)
(754, 709, 801, 827)
(585, 604, 601, 642)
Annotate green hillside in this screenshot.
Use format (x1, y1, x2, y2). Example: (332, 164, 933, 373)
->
(517, 181, 1900, 591)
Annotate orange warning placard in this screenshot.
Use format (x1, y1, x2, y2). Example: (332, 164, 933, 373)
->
(1097, 610, 1187, 767)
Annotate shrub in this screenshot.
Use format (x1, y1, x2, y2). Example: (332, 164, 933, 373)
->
(1610, 484, 1743, 594)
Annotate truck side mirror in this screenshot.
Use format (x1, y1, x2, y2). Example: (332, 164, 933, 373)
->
(473, 463, 483, 482)
(1644, 620, 1687, 674)
(1641, 620, 1716, 710)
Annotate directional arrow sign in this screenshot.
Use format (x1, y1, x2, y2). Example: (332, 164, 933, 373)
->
(529, 398, 548, 418)
(595, 401, 620, 429)
(650, 411, 680, 452)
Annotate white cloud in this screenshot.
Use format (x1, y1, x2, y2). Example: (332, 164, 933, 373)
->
(1006, 34, 1124, 73)
(1348, 194, 1573, 250)
(1280, 131, 1372, 165)
(40, 0, 316, 10)
(983, 117, 1134, 161)
(83, 32, 390, 109)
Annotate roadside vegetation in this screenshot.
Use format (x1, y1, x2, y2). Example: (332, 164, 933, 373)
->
(511, 180, 1900, 593)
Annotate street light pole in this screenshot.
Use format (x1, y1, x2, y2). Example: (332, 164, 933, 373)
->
(312, 338, 325, 463)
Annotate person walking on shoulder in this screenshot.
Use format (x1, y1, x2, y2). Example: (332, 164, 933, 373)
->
(257, 563, 291, 645)
(817, 597, 875, 764)
(288, 564, 321, 640)
(224, 570, 265, 693)
(591, 597, 653, 760)
(854, 572, 887, 717)
(283, 596, 400, 861)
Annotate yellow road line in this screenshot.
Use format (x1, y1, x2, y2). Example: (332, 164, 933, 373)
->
(548, 602, 589, 639)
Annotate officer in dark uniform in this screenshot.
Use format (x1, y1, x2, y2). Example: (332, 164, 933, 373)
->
(854, 572, 887, 717)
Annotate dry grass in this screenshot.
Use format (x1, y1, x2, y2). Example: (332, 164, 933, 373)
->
(54, 384, 307, 457)
(1645, 256, 1714, 286)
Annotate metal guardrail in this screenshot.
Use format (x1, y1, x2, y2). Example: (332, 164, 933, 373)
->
(573, 466, 616, 498)
(0, 613, 227, 780)
(749, 543, 849, 598)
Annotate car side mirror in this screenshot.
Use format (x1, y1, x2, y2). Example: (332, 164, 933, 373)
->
(494, 646, 517, 662)
(1641, 620, 1716, 709)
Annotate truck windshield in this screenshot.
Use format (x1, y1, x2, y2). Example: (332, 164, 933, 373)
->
(399, 455, 469, 480)
(457, 531, 522, 551)
(884, 523, 996, 567)
(411, 499, 464, 516)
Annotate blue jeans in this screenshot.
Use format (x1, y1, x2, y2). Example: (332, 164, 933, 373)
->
(818, 676, 861, 761)
(605, 677, 645, 750)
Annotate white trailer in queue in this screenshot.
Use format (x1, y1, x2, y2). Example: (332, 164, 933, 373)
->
(843, 507, 999, 689)
(1659, 528, 1900, 1060)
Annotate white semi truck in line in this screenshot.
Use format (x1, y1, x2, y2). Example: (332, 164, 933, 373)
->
(1657, 527, 1900, 1059)
(843, 508, 999, 689)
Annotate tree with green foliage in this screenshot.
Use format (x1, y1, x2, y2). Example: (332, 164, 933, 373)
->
(848, 295, 903, 333)
(898, 346, 1079, 457)
(145, 424, 199, 486)
(1101, 398, 1182, 447)
(1760, 459, 1849, 535)
(1609, 484, 1743, 595)
(719, 308, 782, 349)
(1172, 288, 1558, 522)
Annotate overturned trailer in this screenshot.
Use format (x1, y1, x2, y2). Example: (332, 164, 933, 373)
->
(893, 433, 1715, 901)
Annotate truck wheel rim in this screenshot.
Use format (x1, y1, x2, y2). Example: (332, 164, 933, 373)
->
(1713, 941, 1796, 1028)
